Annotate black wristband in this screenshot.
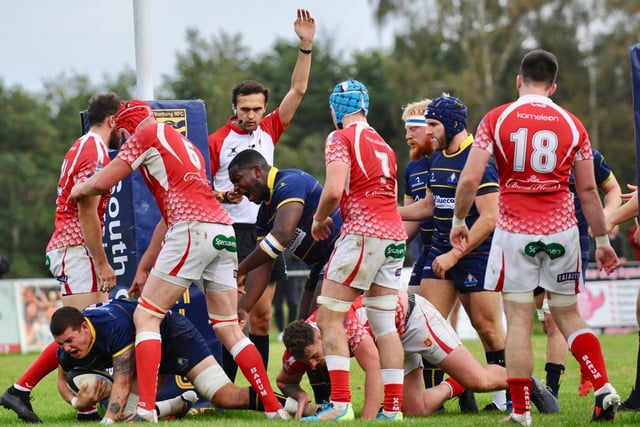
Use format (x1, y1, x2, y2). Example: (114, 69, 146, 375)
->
(299, 47, 312, 54)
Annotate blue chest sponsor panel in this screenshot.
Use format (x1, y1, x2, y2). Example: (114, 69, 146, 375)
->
(81, 100, 219, 408)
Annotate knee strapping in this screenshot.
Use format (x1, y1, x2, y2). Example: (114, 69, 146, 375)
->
(192, 364, 231, 401)
(316, 295, 351, 312)
(365, 306, 397, 340)
(362, 294, 397, 310)
(547, 292, 577, 307)
(138, 296, 169, 319)
(208, 313, 238, 330)
(502, 291, 534, 303)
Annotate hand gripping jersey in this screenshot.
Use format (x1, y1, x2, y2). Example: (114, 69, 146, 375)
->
(324, 122, 406, 241)
(117, 123, 232, 228)
(256, 168, 342, 265)
(47, 132, 111, 251)
(208, 110, 287, 223)
(474, 94, 593, 234)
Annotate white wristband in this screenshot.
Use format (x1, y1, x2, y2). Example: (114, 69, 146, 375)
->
(452, 216, 466, 228)
(595, 235, 611, 248)
(100, 416, 115, 425)
(71, 396, 79, 409)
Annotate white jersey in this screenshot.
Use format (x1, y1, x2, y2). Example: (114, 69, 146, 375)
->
(208, 109, 286, 223)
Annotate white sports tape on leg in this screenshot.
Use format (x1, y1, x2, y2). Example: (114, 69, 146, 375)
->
(546, 292, 577, 307)
(365, 306, 397, 339)
(192, 364, 231, 401)
(208, 313, 238, 330)
(362, 294, 397, 310)
(502, 291, 534, 303)
(316, 295, 351, 312)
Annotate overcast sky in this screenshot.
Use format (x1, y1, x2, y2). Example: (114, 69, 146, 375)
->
(1, 0, 393, 94)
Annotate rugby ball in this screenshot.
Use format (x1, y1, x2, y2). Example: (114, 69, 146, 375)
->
(66, 368, 113, 395)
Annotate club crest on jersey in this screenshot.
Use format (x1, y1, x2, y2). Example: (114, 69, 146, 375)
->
(212, 235, 237, 252)
(524, 241, 565, 259)
(447, 172, 458, 185)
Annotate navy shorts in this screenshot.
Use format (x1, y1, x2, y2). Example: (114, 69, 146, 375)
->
(422, 246, 490, 293)
(159, 311, 211, 376)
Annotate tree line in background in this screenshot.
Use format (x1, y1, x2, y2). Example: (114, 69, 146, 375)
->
(1, 0, 639, 277)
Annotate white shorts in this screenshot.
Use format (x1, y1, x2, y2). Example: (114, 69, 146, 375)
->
(485, 227, 583, 294)
(402, 294, 462, 373)
(325, 234, 405, 291)
(152, 221, 238, 290)
(46, 245, 98, 296)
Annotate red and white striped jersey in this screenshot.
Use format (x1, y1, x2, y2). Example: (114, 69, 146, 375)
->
(324, 122, 407, 241)
(117, 123, 232, 227)
(47, 132, 111, 251)
(474, 94, 593, 234)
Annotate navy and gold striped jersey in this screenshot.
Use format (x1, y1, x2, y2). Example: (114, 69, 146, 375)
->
(428, 135, 499, 254)
(57, 299, 136, 372)
(257, 168, 342, 265)
(404, 157, 434, 249)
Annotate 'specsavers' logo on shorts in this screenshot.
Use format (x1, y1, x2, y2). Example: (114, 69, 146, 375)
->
(212, 235, 237, 252)
(385, 243, 406, 259)
(155, 108, 188, 136)
(524, 241, 565, 260)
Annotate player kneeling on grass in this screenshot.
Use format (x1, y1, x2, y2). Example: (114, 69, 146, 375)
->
(278, 291, 559, 419)
(51, 299, 279, 423)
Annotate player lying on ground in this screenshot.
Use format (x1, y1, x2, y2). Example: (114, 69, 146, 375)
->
(50, 299, 281, 423)
(277, 291, 558, 419)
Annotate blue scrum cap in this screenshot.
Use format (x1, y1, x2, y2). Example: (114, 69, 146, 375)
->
(329, 80, 369, 126)
(425, 96, 467, 142)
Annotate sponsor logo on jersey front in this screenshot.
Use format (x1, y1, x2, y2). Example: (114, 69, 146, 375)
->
(434, 195, 456, 210)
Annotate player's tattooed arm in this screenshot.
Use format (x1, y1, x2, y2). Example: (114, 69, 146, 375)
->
(107, 347, 135, 420)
